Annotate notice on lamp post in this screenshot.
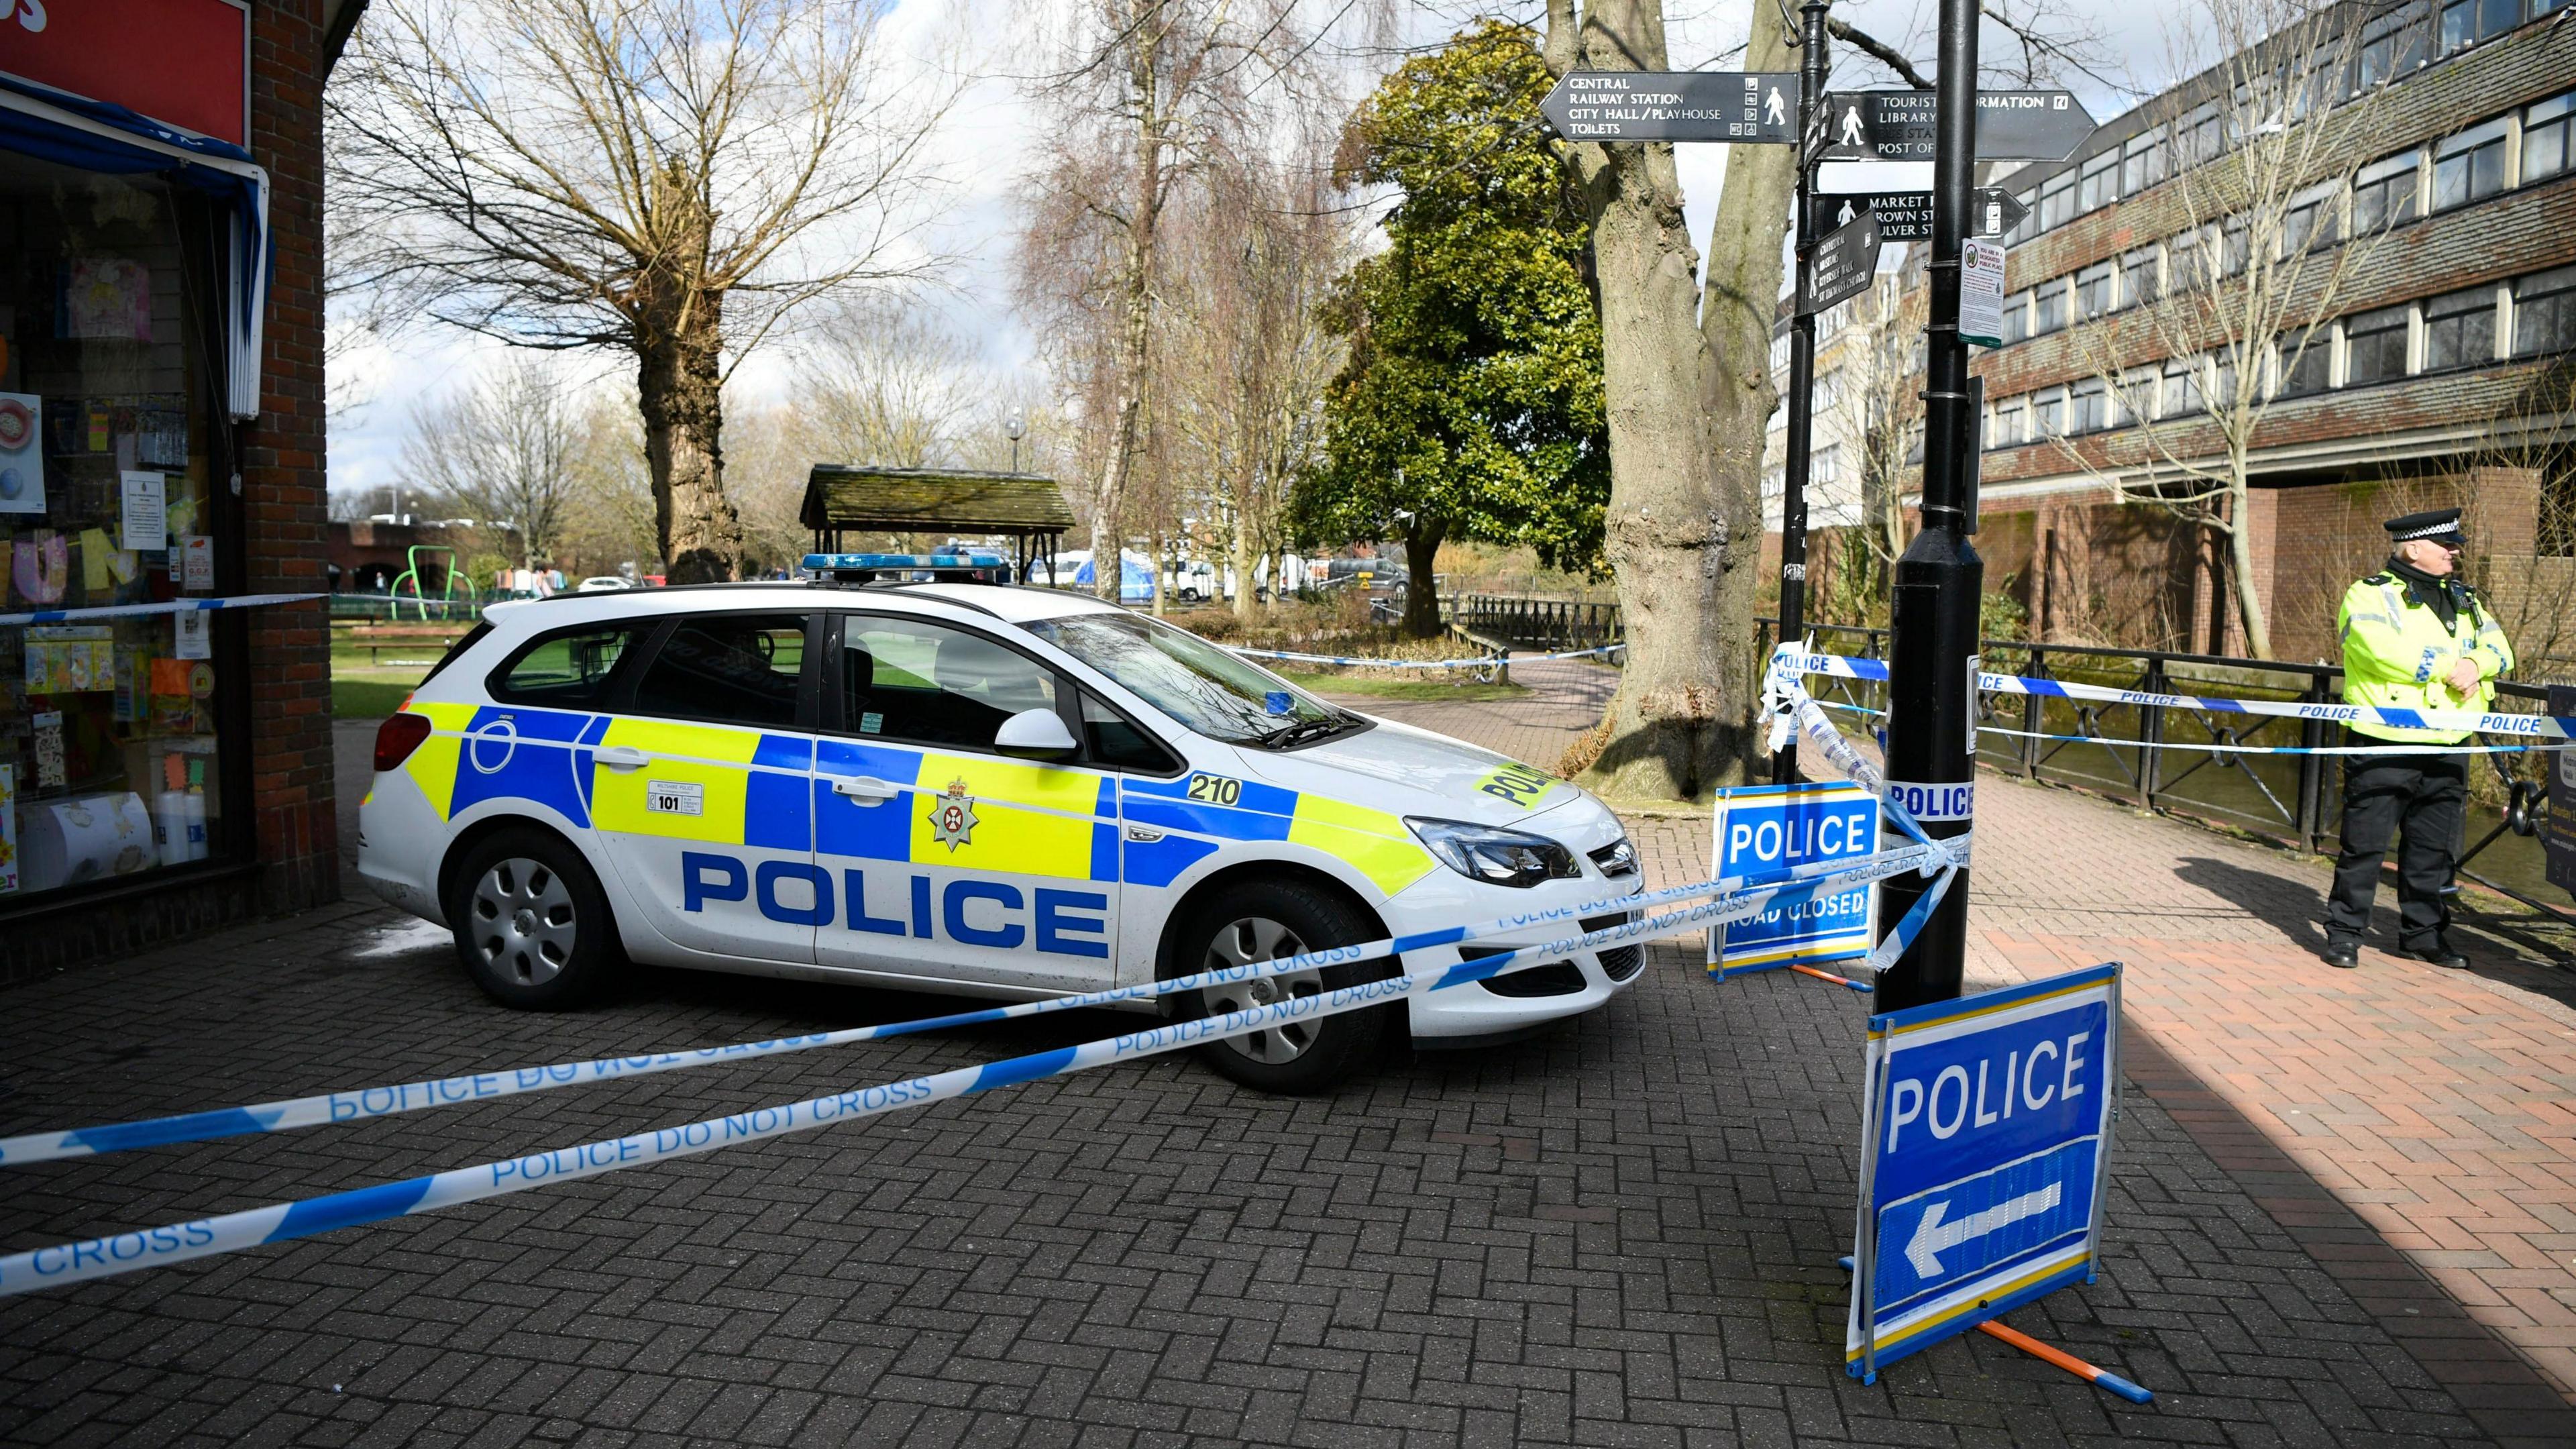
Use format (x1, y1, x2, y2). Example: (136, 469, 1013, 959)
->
(1960, 239, 2007, 348)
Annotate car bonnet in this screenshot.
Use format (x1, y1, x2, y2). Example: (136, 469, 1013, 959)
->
(1232, 714, 1580, 828)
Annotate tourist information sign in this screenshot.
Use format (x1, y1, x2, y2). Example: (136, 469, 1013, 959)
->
(1847, 963, 2124, 1381)
(1838, 191, 1932, 239)
(1805, 206, 1883, 314)
(1819, 89, 2099, 162)
(1539, 71, 1801, 144)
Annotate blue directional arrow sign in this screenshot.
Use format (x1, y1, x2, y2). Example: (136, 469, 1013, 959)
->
(1846, 963, 2123, 1380)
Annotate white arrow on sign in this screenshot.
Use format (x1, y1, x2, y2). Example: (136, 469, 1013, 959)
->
(1905, 1181, 2061, 1279)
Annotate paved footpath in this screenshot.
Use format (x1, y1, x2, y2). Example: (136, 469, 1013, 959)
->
(0, 668, 2561, 1446)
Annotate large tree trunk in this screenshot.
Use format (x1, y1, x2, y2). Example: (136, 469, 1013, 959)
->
(636, 288, 745, 585)
(1232, 489, 1257, 621)
(1401, 519, 1445, 638)
(1549, 0, 1763, 801)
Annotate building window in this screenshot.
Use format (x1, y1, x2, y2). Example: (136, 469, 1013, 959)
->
(2078, 150, 2120, 213)
(2121, 133, 2167, 195)
(2357, 7, 2426, 89)
(2283, 183, 2341, 256)
(2121, 248, 2159, 307)
(2116, 368, 2159, 424)
(2033, 388, 2067, 438)
(2177, 103, 2222, 169)
(2031, 277, 2070, 335)
(2441, 0, 2524, 50)
(2432, 119, 2510, 211)
(2008, 187, 2039, 246)
(2345, 304, 2410, 384)
(2517, 264, 2576, 355)
(2278, 326, 2333, 396)
(2526, 91, 2574, 186)
(2168, 228, 2210, 292)
(2219, 216, 2251, 277)
(2068, 378, 2110, 433)
(2038, 170, 2076, 231)
(1990, 398, 2025, 448)
(2352, 152, 2421, 234)
(2073, 262, 2113, 319)
(2422, 286, 2499, 371)
(1998, 291, 2026, 344)
(2161, 358, 2204, 418)
(1811, 443, 1843, 486)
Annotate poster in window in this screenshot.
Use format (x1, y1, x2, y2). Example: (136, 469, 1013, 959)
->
(62, 259, 152, 341)
(0, 763, 16, 895)
(119, 471, 166, 552)
(174, 608, 211, 661)
(0, 392, 40, 515)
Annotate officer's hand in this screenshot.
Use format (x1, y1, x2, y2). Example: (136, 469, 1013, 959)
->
(2444, 658, 2481, 695)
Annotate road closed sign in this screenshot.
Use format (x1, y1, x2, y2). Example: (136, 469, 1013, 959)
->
(1707, 781, 1880, 978)
(1846, 962, 2123, 1381)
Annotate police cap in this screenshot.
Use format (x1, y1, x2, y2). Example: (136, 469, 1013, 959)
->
(2383, 508, 2465, 547)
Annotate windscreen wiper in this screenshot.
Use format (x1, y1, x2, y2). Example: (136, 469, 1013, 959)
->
(1254, 714, 1358, 749)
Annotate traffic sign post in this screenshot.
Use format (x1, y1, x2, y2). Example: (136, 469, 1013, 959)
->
(1705, 782, 1880, 977)
(1819, 88, 2098, 162)
(1847, 963, 2125, 1381)
(1771, 2, 1841, 784)
(1539, 70, 1801, 144)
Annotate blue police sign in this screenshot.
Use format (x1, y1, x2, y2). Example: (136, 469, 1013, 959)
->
(1846, 962, 2123, 1380)
(1707, 782, 1880, 978)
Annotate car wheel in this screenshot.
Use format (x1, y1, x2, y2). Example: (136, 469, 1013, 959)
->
(447, 828, 619, 1009)
(1173, 880, 1393, 1093)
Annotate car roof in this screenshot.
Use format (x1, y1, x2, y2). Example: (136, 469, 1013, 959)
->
(480, 580, 1127, 632)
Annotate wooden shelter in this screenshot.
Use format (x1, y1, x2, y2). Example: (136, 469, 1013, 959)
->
(800, 466, 1077, 584)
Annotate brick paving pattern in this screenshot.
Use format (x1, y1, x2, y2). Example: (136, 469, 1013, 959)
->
(0, 659, 2559, 1446)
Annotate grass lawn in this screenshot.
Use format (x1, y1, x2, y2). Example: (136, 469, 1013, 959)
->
(334, 672, 424, 719)
(1277, 668, 1527, 704)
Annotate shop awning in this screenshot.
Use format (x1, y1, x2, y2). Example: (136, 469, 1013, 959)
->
(0, 75, 270, 423)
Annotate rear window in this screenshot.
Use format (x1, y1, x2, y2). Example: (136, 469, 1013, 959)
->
(421, 622, 491, 686)
(489, 623, 649, 707)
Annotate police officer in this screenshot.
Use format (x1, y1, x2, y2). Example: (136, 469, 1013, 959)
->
(2321, 508, 2516, 969)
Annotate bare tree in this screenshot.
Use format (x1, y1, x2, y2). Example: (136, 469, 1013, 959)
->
(328, 0, 958, 582)
(1813, 266, 1929, 617)
(786, 299, 990, 470)
(400, 357, 584, 570)
(2057, 0, 2410, 658)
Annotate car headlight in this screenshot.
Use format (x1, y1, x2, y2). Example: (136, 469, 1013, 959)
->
(1406, 817, 1582, 889)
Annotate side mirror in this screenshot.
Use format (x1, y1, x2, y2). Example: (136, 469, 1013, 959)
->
(996, 707, 1079, 760)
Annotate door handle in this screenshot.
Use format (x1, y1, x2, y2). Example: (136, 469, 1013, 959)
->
(597, 746, 649, 771)
(832, 775, 900, 803)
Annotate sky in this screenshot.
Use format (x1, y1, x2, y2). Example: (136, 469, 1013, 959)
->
(324, 0, 2187, 505)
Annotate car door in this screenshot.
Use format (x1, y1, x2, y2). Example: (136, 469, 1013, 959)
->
(588, 610, 821, 965)
(811, 610, 1120, 994)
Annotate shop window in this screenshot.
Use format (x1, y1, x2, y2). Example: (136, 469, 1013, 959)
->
(2078, 151, 2120, 213)
(631, 614, 810, 729)
(1, 158, 233, 905)
(2277, 326, 2332, 396)
(2075, 262, 2114, 318)
(2345, 304, 2411, 384)
(2432, 119, 2510, 211)
(2525, 91, 2574, 186)
(2517, 264, 2576, 356)
(2421, 286, 2498, 371)
(2351, 152, 2421, 234)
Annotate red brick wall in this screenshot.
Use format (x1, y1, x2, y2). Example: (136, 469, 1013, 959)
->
(245, 0, 339, 916)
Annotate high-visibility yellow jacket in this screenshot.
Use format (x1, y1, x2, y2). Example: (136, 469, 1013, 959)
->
(2337, 570, 2516, 744)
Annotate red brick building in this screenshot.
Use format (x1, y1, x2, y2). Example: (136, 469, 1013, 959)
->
(1960, 1, 2573, 665)
(0, 0, 349, 978)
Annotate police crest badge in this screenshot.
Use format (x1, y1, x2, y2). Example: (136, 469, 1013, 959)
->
(929, 777, 978, 850)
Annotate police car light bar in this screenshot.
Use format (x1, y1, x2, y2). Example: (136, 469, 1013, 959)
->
(802, 553, 1008, 572)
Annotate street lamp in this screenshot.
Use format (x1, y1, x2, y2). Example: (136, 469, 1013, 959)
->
(1003, 408, 1027, 474)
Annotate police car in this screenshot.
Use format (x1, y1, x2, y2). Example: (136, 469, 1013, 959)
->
(358, 567, 1644, 1091)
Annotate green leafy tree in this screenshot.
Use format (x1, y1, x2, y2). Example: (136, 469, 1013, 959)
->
(1291, 20, 1608, 638)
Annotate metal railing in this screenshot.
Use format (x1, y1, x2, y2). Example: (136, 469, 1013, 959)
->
(1446, 594, 1623, 650)
(1756, 618, 2561, 920)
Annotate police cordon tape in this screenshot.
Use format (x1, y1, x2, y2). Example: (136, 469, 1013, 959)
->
(1225, 643, 1626, 669)
(0, 845, 1956, 1169)
(1782, 651, 2573, 740)
(0, 592, 325, 629)
(0, 845, 1952, 1296)
(1801, 698, 2571, 756)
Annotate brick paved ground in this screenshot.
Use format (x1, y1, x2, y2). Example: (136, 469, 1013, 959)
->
(0, 664, 2562, 1446)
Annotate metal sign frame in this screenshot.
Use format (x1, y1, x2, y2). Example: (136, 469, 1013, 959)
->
(1847, 961, 2124, 1381)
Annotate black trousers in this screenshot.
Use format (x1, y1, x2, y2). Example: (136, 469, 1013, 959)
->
(2324, 745, 2466, 952)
